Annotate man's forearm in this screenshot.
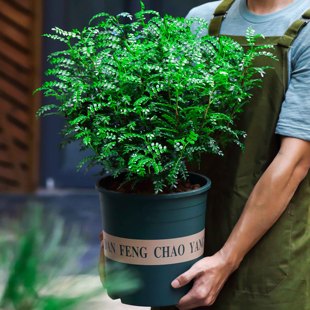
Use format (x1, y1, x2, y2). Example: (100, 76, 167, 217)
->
(172, 138, 310, 309)
(221, 137, 310, 269)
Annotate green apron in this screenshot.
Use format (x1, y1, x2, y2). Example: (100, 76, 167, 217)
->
(152, 1, 310, 309)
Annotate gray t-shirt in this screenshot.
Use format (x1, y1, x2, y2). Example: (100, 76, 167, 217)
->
(186, 0, 310, 141)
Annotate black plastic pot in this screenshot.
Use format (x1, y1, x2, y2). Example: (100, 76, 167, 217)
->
(97, 172, 211, 307)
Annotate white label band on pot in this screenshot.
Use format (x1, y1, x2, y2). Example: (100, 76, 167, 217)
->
(102, 229, 205, 266)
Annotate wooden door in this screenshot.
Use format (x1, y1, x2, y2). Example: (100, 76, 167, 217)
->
(0, 0, 42, 192)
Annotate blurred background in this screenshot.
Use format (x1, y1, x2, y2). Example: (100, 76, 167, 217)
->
(0, 0, 213, 308)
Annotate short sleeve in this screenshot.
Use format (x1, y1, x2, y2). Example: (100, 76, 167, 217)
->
(276, 26, 310, 141)
(185, 2, 219, 21)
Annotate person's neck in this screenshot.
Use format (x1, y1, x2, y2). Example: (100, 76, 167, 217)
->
(247, 0, 294, 14)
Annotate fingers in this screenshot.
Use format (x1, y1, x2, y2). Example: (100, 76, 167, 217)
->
(172, 254, 230, 309)
(98, 231, 105, 283)
(99, 231, 104, 242)
(98, 251, 105, 283)
(171, 264, 201, 289)
(176, 283, 217, 309)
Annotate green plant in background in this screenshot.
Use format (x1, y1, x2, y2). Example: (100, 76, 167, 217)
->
(0, 208, 97, 310)
(0, 208, 139, 310)
(37, 1, 274, 193)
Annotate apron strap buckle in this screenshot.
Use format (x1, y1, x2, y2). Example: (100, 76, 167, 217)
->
(213, 11, 228, 19)
(208, 0, 235, 36)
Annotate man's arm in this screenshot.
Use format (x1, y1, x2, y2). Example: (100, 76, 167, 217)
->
(172, 136, 310, 309)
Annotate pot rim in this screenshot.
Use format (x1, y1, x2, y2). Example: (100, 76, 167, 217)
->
(96, 171, 211, 199)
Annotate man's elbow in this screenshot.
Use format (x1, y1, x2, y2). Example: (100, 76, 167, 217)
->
(294, 158, 310, 183)
(279, 136, 310, 184)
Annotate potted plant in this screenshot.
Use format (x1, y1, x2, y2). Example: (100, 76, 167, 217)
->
(36, 1, 273, 307)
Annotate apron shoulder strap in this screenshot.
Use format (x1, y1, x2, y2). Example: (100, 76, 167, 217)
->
(278, 9, 310, 48)
(208, 0, 235, 36)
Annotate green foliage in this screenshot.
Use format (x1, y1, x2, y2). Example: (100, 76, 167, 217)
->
(0, 207, 140, 310)
(37, 3, 274, 193)
(0, 208, 101, 310)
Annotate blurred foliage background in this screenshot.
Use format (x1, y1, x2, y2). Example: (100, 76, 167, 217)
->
(0, 207, 102, 310)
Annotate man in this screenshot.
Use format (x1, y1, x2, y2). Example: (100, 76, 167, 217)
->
(154, 0, 310, 309)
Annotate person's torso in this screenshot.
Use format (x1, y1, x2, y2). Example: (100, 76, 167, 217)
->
(187, 1, 310, 309)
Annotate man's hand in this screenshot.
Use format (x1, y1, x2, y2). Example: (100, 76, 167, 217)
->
(99, 232, 105, 283)
(172, 136, 310, 310)
(172, 250, 237, 309)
